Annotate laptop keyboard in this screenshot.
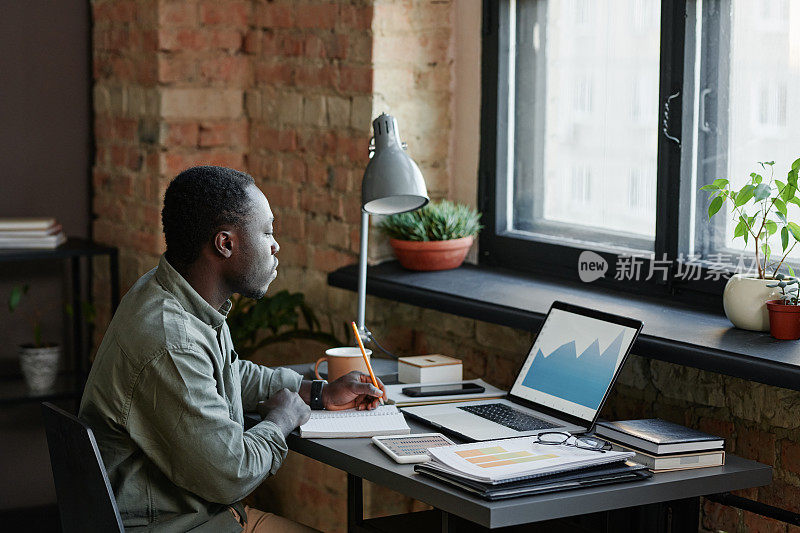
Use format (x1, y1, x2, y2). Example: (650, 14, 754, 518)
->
(458, 404, 559, 432)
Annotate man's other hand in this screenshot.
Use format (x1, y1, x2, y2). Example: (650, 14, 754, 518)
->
(257, 389, 311, 437)
(323, 371, 387, 411)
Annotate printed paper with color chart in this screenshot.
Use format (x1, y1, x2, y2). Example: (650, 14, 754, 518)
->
(456, 446, 558, 469)
(426, 437, 633, 484)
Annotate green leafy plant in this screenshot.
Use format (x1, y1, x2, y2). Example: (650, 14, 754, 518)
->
(226, 290, 344, 360)
(377, 200, 483, 242)
(8, 284, 96, 348)
(8, 285, 44, 347)
(766, 273, 799, 305)
(701, 157, 800, 279)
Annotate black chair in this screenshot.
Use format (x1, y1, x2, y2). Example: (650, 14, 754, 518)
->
(41, 402, 124, 533)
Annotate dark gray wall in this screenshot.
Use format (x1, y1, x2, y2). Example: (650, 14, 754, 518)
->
(0, 0, 91, 235)
(0, 0, 91, 512)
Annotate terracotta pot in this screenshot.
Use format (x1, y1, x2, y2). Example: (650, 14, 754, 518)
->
(722, 274, 780, 331)
(389, 236, 474, 271)
(766, 300, 800, 340)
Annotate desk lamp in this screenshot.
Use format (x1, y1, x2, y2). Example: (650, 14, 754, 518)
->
(356, 113, 429, 342)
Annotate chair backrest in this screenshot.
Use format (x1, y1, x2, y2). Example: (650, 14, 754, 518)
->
(41, 402, 124, 533)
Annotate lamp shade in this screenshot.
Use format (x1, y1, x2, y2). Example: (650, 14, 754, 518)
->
(361, 113, 429, 215)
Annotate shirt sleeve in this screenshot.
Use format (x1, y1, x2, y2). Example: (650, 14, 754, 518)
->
(238, 358, 303, 412)
(126, 345, 290, 505)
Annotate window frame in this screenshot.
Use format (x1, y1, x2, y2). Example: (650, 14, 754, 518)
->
(478, 0, 729, 308)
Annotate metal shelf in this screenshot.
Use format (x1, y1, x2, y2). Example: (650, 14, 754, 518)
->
(0, 237, 117, 262)
(0, 238, 119, 406)
(0, 374, 82, 406)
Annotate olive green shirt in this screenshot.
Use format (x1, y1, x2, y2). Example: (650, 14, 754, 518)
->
(79, 255, 303, 532)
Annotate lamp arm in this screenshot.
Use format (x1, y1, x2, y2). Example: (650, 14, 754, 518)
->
(356, 210, 369, 340)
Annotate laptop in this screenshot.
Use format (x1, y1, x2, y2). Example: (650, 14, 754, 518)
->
(402, 301, 643, 441)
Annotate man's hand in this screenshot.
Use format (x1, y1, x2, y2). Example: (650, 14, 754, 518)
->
(322, 371, 387, 411)
(256, 389, 311, 437)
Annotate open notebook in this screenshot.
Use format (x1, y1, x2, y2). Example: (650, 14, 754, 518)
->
(299, 405, 411, 438)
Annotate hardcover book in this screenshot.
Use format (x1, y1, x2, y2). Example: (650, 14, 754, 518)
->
(606, 441, 725, 472)
(595, 419, 724, 455)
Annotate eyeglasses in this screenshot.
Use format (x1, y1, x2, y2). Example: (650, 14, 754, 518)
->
(532, 432, 612, 453)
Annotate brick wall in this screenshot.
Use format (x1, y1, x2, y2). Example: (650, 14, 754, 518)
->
(90, 1, 797, 532)
(91, 0, 253, 328)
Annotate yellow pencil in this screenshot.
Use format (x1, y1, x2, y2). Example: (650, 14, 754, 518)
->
(350, 321, 384, 406)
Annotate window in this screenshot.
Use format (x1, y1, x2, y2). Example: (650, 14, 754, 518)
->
(480, 0, 800, 303)
(572, 73, 593, 117)
(633, 0, 659, 32)
(628, 166, 656, 214)
(693, 0, 800, 268)
(755, 82, 787, 131)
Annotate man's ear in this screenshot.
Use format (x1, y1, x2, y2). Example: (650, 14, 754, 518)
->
(213, 230, 234, 259)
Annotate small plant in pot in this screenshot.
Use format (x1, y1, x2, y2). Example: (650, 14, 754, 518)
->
(701, 158, 800, 331)
(226, 290, 344, 361)
(378, 200, 483, 271)
(765, 274, 800, 340)
(8, 284, 62, 392)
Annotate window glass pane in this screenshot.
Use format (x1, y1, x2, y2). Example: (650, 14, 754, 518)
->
(695, 0, 800, 266)
(505, 0, 661, 251)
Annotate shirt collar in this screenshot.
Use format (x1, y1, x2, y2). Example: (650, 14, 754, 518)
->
(155, 255, 231, 328)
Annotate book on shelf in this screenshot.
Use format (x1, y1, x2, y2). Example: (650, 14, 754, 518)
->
(0, 218, 66, 249)
(0, 232, 66, 250)
(0, 223, 62, 238)
(0, 217, 57, 231)
(595, 419, 724, 455)
(606, 440, 725, 472)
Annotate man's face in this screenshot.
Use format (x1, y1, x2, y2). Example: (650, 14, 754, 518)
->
(230, 184, 279, 299)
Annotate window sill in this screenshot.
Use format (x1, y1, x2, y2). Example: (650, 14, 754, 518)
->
(328, 261, 800, 392)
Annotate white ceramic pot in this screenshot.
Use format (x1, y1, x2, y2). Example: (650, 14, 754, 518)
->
(722, 274, 781, 331)
(19, 345, 61, 392)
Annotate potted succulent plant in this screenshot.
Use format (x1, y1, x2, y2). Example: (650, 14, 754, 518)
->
(702, 158, 800, 331)
(378, 200, 482, 271)
(765, 274, 800, 340)
(8, 285, 62, 392)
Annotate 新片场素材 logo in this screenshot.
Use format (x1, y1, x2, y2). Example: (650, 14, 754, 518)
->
(578, 251, 607, 282)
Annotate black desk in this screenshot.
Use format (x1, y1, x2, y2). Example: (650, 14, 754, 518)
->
(286, 420, 770, 532)
(258, 362, 771, 531)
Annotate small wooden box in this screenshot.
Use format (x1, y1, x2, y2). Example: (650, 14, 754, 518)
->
(397, 354, 463, 384)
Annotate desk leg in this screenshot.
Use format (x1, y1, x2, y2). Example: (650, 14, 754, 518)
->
(604, 497, 700, 533)
(663, 497, 700, 533)
(70, 256, 84, 412)
(441, 511, 457, 533)
(347, 473, 364, 532)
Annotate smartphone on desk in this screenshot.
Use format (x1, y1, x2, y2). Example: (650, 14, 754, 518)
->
(402, 383, 486, 397)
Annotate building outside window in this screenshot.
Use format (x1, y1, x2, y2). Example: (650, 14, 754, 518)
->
(481, 0, 800, 300)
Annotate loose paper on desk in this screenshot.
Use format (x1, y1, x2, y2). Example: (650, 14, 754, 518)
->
(426, 437, 634, 484)
(299, 405, 410, 438)
(385, 379, 506, 407)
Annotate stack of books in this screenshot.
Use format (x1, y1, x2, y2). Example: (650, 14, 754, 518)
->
(0, 218, 66, 249)
(594, 419, 725, 473)
(414, 436, 651, 500)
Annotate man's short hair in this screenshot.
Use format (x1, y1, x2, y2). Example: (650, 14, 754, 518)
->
(162, 166, 256, 267)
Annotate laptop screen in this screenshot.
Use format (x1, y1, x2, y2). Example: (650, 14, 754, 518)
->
(509, 305, 640, 424)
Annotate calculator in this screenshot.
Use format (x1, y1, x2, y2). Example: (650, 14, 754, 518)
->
(372, 433, 455, 464)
